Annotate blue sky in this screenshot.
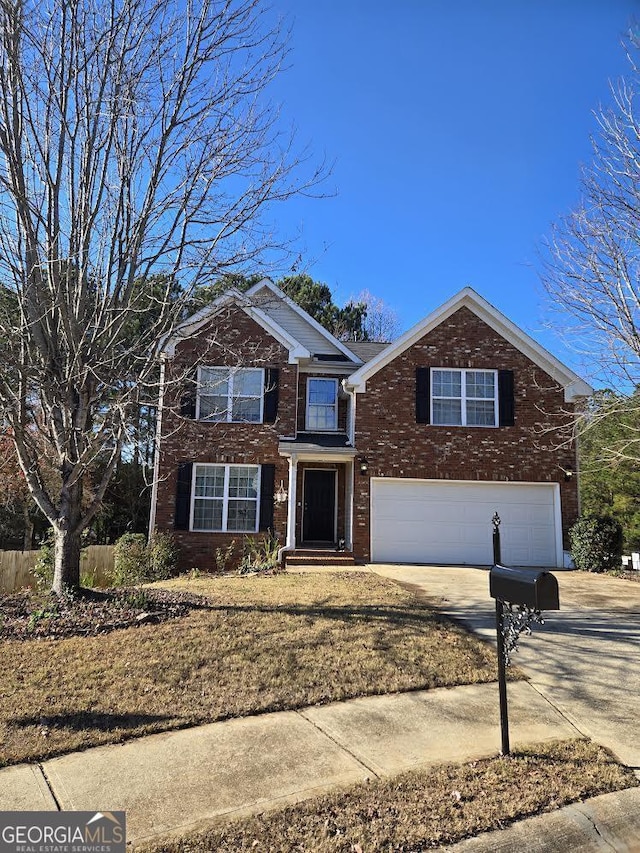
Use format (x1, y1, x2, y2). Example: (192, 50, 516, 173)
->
(264, 0, 639, 384)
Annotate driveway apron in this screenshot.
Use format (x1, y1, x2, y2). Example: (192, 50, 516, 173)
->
(372, 564, 640, 771)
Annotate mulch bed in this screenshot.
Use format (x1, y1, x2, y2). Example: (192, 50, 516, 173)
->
(0, 587, 210, 640)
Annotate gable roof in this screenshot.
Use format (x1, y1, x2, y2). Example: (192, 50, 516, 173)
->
(160, 287, 310, 362)
(160, 278, 362, 365)
(245, 280, 362, 364)
(346, 287, 593, 403)
(347, 341, 392, 362)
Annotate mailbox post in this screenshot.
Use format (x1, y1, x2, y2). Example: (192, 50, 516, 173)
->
(494, 589, 510, 755)
(490, 565, 560, 755)
(489, 517, 560, 756)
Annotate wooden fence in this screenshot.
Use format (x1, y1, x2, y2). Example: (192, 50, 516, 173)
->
(0, 545, 115, 593)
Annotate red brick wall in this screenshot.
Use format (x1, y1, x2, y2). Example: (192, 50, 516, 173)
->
(153, 302, 579, 570)
(352, 307, 579, 561)
(153, 306, 295, 572)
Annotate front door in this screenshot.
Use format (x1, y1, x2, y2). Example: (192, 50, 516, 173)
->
(303, 469, 336, 543)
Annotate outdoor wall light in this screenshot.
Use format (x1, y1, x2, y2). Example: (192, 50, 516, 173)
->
(274, 480, 288, 503)
(359, 457, 369, 475)
(562, 466, 574, 482)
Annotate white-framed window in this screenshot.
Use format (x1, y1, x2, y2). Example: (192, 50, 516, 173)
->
(191, 464, 260, 532)
(431, 368, 498, 427)
(197, 367, 264, 422)
(306, 377, 338, 431)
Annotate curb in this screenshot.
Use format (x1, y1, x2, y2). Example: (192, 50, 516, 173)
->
(445, 787, 640, 852)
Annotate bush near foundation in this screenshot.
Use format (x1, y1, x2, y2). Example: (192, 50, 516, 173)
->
(113, 532, 178, 585)
(569, 516, 623, 573)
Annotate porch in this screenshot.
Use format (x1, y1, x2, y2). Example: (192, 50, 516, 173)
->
(278, 433, 358, 563)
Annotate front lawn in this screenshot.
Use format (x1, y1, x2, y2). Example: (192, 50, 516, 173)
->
(138, 739, 637, 852)
(0, 572, 499, 767)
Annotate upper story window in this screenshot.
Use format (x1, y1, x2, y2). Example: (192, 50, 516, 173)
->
(306, 377, 338, 431)
(197, 367, 264, 422)
(431, 368, 498, 427)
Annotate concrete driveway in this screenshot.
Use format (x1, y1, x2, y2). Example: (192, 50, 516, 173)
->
(372, 564, 640, 771)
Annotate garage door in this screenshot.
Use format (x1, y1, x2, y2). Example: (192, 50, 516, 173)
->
(370, 479, 562, 567)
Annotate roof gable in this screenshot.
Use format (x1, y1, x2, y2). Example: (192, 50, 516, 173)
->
(245, 280, 362, 364)
(160, 278, 362, 366)
(346, 287, 593, 402)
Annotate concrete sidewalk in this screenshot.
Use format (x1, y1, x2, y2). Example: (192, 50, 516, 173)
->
(0, 679, 607, 848)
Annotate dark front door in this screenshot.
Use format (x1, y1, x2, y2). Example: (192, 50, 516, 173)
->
(303, 469, 336, 543)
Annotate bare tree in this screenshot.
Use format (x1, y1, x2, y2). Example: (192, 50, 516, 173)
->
(352, 289, 401, 342)
(542, 41, 640, 393)
(0, 0, 323, 594)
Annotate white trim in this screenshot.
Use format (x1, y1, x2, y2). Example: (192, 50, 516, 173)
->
(190, 463, 261, 533)
(346, 287, 593, 402)
(278, 445, 357, 461)
(298, 362, 358, 375)
(196, 365, 265, 423)
(341, 379, 357, 446)
(245, 279, 363, 364)
(345, 459, 354, 550)
(243, 304, 311, 363)
(305, 377, 339, 431)
(148, 361, 165, 535)
(369, 477, 563, 568)
(286, 457, 298, 549)
(430, 368, 499, 427)
(160, 286, 310, 363)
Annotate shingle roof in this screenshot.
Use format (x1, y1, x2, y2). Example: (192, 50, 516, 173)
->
(346, 341, 391, 362)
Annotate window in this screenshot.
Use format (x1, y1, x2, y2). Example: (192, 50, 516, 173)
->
(197, 367, 264, 422)
(431, 368, 498, 426)
(192, 464, 260, 532)
(306, 378, 338, 431)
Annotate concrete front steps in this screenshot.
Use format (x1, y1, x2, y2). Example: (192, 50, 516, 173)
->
(285, 549, 356, 569)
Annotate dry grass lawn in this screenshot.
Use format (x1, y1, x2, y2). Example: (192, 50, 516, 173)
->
(138, 739, 637, 852)
(0, 572, 500, 767)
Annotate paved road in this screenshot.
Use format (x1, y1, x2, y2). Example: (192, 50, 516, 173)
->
(372, 564, 640, 771)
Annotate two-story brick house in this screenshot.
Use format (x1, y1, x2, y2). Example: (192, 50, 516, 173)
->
(150, 279, 592, 571)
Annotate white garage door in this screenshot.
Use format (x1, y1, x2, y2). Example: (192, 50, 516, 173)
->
(370, 479, 562, 567)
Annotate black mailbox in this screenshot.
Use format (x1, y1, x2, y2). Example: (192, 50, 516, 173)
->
(490, 565, 559, 611)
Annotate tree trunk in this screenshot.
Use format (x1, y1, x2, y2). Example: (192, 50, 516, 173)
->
(52, 525, 82, 595)
(51, 476, 84, 595)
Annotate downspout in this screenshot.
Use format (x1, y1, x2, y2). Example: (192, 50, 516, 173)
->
(342, 378, 357, 447)
(278, 453, 298, 566)
(148, 359, 166, 538)
(342, 379, 357, 552)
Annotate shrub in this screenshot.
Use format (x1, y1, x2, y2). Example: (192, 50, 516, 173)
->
(113, 532, 179, 585)
(569, 515, 623, 573)
(239, 532, 281, 574)
(113, 533, 149, 586)
(33, 537, 54, 591)
(147, 532, 178, 581)
(215, 540, 237, 573)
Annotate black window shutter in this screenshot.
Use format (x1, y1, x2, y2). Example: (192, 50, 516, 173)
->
(498, 370, 515, 427)
(263, 368, 279, 423)
(416, 367, 430, 424)
(180, 369, 197, 419)
(259, 464, 276, 531)
(174, 462, 193, 530)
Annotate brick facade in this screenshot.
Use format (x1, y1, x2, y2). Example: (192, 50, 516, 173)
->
(153, 307, 295, 572)
(152, 299, 580, 572)
(351, 306, 578, 561)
